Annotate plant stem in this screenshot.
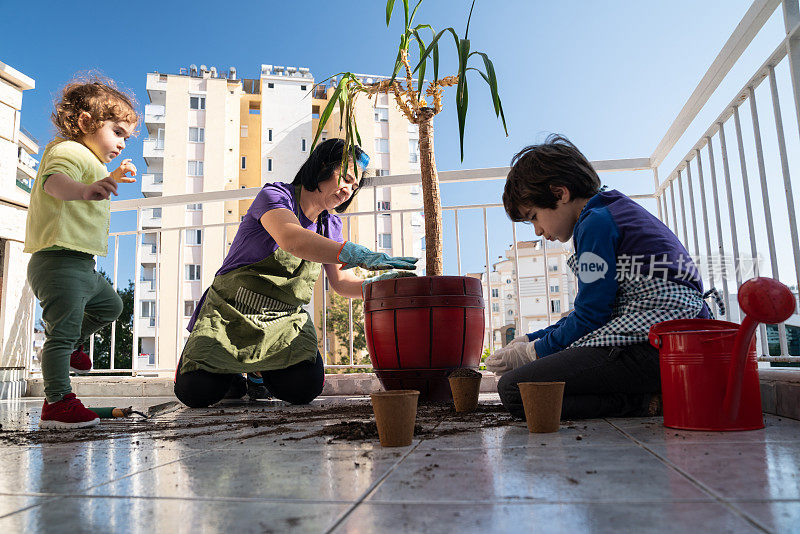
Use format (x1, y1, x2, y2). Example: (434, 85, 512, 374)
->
(418, 107, 443, 276)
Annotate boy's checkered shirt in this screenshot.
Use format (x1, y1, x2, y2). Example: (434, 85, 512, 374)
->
(565, 254, 724, 349)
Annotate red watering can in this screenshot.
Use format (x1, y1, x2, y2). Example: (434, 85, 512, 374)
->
(649, 277, 795, 431)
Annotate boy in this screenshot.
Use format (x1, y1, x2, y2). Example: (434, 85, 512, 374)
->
(488, 135, 719, 420)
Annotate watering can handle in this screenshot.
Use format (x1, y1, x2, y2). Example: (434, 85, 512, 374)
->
(648, 331, 661, 349)
(722, 316, 758, 421)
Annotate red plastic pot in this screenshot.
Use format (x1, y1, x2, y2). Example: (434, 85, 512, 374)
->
(364, 276, 485, 401)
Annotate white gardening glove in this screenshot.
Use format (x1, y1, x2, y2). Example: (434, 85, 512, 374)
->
(485, 341, 537, 376)
(507, 334, 531, 345)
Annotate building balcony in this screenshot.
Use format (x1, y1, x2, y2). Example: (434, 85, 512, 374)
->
(143, 138, 164, 165)
(146, 72, 168, 95)
(141, 173, 163, 197)
(144, 104, 165, 125)
(137, 315, 156, 334)
(140, 241, 158, 263)
(140, 207, 162, 229)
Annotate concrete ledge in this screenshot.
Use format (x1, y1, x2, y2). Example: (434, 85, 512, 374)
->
(759, 369, 800, 421)
(25, 371, 501, 398)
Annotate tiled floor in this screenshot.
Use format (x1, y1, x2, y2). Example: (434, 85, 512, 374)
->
(1, 394, 798, 533)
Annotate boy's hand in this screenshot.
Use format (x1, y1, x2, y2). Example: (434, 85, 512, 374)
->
(82, 176, 119, 201)
(110, 159, 137, 183)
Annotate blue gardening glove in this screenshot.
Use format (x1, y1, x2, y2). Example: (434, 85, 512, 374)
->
(338, 241, 418, 271)
(362, 270, 417, 291)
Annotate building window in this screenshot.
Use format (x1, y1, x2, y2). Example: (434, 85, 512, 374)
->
(549, 263, 559, 272)
(151, 207, 162, 219)
(268, 129, 273, 142)
(240, 125, 248, 137)
(241, 156, 247, 170)
(301, 138, 307, 152)
(378, 233, 392, 249)
(508, 309, 514, 316)
(506, 294, 513, 299)
(185, 264, 201, 281)
(492, 303, 500, 313)
(188, 127, 205, 143)
(312, 105, 320, 119)
(409, 139, 419, 163)
(375, 138, 389, 154)
(249, 102, 260, 115)
(186, 229, 202, 245)
(267, 158, 273, 172)
(188, 160, 204, 176)
(550, 284, 559, 293)
(301, 85, 307, 91)
(186, 203, 202, 211)
(374, 107, 389, 122)
(551, 299, 561, 314)
(184, 300, 198, 317)
(377, 201, 391, 211)
(420, 237, 425, 250)
(267, 82, 274, 88)
(376, 169, 390, 177)
(189, 96, 205, 110)
(491, 288, 499, 298)
(141, 300, 155, 318)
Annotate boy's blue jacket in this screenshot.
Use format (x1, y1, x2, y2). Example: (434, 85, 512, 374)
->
(527, 189, 707, 357)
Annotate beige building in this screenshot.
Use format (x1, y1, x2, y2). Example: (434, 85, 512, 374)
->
(473, 239, 577, 351)
(139, 66, 425, 372)
(0, 61, 38, 397)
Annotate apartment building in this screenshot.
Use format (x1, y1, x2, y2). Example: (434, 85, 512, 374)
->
(139, 65, 424, 372)
(0, 61, 38, 397)
(474, 239, 577, 351)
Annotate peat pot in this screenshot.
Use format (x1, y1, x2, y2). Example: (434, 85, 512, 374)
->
(364, 276, 485, 401)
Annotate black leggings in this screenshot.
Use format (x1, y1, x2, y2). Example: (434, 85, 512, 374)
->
(497, 343, 661, 420)
(174, 353, 325, 408)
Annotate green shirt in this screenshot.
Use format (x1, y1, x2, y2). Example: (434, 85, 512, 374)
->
(24, 139, 111, 256)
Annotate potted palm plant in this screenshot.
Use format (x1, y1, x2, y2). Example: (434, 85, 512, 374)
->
(314, 0, 508, 400)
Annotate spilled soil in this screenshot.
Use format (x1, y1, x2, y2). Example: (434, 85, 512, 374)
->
(0, 401, 518, 446)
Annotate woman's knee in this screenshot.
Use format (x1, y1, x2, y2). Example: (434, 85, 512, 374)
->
(174, 371, 230, 408)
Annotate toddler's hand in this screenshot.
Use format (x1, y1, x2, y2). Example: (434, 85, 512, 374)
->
(110, 159, 137, 183)
(82, 176, 119, 201)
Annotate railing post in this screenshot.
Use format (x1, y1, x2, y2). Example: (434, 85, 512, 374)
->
(454, 209, 462, 276)
(511, 222, 522, 331)
(483, 208, 494, 351)
(717, 121, 744, 322)
(705, 136, 731, 317)
(748, 85, 789, 357)
(768, 64, 800, 311)
(733, 104, 769, 356)
(677, 170, 690, 247)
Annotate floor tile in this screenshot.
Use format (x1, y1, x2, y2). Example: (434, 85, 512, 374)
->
(418, 418, 632, 450)
(734, 500, 800, 533)
(0, 444, 199, 495)
(645, 441, 800, 501)
(609, 414, 800, 445)
(367, 445, 711, 503)
(335, 501, 759, 533)
(0, 495, 45, 518)
(0, 496, 348, 534)
(88, 447, 408, 501)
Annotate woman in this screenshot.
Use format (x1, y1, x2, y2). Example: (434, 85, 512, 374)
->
(175, 140, 417, 408)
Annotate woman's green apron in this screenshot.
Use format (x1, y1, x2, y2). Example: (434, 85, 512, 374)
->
(179, 185, 323, 375)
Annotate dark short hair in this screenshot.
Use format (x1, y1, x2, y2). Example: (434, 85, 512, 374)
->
(292, 138, 370, 213)
(503, 134, 601, 221)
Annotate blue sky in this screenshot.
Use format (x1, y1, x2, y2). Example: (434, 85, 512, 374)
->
(5, 0, 797, 289)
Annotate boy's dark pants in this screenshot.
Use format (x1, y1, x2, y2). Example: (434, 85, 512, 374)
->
(497, 343, 660, 420)
(27, 250, 123, 403)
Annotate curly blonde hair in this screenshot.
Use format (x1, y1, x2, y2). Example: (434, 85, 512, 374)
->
(52, 75, 140, 140)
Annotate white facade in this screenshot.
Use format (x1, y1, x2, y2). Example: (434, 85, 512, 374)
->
(260, 65, 313, 184)
(0, 61, 37, 398)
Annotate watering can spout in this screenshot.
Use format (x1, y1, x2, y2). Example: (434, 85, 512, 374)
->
(722, 278, 796, 421)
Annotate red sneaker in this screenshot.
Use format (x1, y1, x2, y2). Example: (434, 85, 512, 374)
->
(40, 393, 99, 429)
(70, 345, 92, 374)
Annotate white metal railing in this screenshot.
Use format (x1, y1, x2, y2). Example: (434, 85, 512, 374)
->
(22, 0, 800, 378)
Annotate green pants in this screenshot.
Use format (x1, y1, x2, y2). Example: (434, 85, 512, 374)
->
(27, 250, 122, 402)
